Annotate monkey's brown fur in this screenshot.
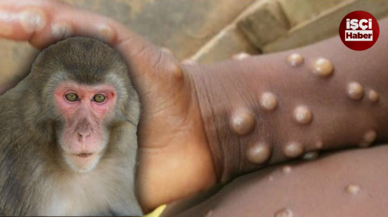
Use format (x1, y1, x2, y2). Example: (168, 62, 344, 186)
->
(0, 37, 143, 216)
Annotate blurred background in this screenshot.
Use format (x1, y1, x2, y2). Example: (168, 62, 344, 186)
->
(1, 0, 388, 88)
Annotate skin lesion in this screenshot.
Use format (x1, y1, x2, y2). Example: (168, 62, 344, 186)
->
(189, 31, 388, 185)
(3, 1, 388, 215)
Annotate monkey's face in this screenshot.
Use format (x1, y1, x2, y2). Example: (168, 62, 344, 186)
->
(54, 81, 118, 173)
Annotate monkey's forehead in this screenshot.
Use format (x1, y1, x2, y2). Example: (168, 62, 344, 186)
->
(55, 80, 118, 93)
(37, 37, 127, 75)
(30, 38, 131, 93)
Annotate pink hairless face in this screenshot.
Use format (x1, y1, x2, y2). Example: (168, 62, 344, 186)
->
(54, 81, 118, 173)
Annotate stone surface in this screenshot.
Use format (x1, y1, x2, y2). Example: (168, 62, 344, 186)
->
(238, 0, 289, 49)
(64, 0, 256, 60)
(190, 25, 259, 64)
(278, 0, 352, 27)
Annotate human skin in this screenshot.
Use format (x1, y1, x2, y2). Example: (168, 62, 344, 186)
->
(0, 0, 215, 212)
(1, 0, 388, 214)
(189, 22, 388, 182)
(160, 18, 388, 216)
(162, 146, 388, 217)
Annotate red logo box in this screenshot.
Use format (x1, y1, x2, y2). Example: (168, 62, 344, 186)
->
(339, 11, 379, 51)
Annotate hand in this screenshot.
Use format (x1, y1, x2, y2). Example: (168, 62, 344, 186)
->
(0, 0, 216, 212)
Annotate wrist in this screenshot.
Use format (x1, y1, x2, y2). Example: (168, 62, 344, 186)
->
(189, 39, 388, 183)
(189, 62, 251, 182)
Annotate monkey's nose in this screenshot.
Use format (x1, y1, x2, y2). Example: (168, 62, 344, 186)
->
(78, 131, 91, 142)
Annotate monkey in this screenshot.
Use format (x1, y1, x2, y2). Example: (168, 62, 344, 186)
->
(0, 37, 143, 216)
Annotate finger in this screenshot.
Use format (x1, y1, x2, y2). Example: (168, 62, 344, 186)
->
(0, 0, 146, 52)
(0, 0, 185, 98)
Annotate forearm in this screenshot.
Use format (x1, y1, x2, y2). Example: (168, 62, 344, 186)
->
(189, 18, 388, 182)
(163, 145, 388, 217)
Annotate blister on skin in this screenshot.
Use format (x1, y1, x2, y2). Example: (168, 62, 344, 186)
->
(368, 90, 379, 103)
(360, 130, 377, 148)
(347, 82, 364, 100)
(232, 53, 250, 60)
(230, 110, 256, 136)
(246, 142, 272, 164)
(283, 142, 304, 158)
(282, 165, 292, 174)
(287, 53, 304, 67)
(313, 58, 334, 77)
(275, 208, 294, 217)
(260, 92, 278, 111)
(346, 185, 361, 195)
(96, 24, 115, 43)
(51, 23, 73, 39)
(18, 8, 47, 33)
(293, 106, 313, 125)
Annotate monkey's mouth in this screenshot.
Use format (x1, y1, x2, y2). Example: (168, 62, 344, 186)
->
(74, 153, 94, 158)
(65, 152, 101, 173)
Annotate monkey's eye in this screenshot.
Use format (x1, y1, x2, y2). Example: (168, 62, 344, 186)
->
(93, 94, 106, 103)
(65, 93, 79, 102)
